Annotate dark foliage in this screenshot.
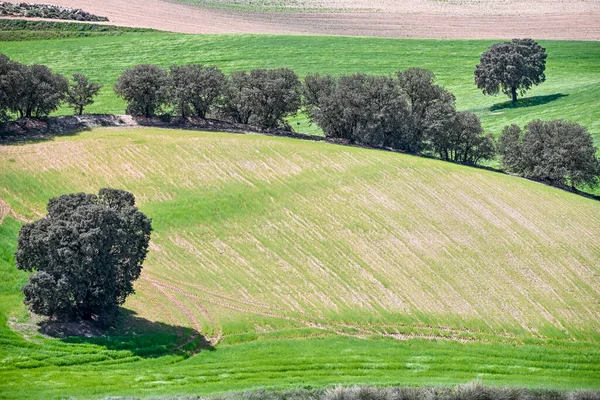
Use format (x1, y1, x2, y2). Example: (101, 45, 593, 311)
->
(115, 64, 170, 118)
(424, 107, 496, 164)
(169, 64, 226, 118)
(304, 68, 495, 164)
(66, 73, 102, 115)
(220, 68, 301, 129)
(499, 120, 600, 188)
(304, 73, 410, 147)
(475, 38, 547, 103)
(15, 188, 152, 326)
(396, 68, 454, 153)
(0, 54, 67, 119)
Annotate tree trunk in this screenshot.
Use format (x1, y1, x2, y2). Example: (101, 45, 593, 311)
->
(78, 106, 83, 116)
(511, 87, 518, 104)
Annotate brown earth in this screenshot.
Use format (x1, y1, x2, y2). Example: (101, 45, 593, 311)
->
(11, 0, 600, 40)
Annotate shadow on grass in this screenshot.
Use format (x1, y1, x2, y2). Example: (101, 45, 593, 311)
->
(40, 308, 214, 358)
(490, 93, 568, 111)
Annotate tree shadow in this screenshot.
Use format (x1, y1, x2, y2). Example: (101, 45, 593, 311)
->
(39, 308, 214, 358)
(490, 93, 568, 111)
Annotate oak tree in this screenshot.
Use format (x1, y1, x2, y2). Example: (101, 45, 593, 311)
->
(15, 189, 152, 326)
(474, 39, 547, 104)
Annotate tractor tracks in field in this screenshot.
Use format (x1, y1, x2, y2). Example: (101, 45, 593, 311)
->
(143, 276, 375, 340)
(141, 276, 509, 344)
(0, 197, 34, 225)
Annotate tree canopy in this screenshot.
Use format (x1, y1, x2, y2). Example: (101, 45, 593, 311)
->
(474, 39, 547, 104)
(220, 68, 301, 129)
(15, 188, 152, 326)
(303, 68, 495, 164)
(499, 120, 600, 188)
(0, 54, 67, 119)
(115, 64, 170, 118)
(66, 73, 102, 116)
(169, 64, 226, 119)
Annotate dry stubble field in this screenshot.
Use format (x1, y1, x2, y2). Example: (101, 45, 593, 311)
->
(19, 0, 600, 40)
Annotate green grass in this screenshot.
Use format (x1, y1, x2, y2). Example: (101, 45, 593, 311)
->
(0, 20, 156, 41)
(1, 32, 599, 143)
(0, 127, 599, 398)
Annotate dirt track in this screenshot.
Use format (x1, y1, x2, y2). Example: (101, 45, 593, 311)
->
(19, 0, 600, 40)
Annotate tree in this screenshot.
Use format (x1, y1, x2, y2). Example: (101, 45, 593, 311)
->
(0, 58, 67, 119)
(220, 68, 301, 129)
(115, 64, 170, 118)
(499, 120, 600, 188)
(396, 68, 454, 152)
(0, 54, 11, 121)
(169, 64, 226, 119)
(424, 107, 495, 164)
(15, 188, 152, 326)
(219, 71, 254, 125)
(497, 124, 523, 171)
(66, 73, 102, 116)
(304, 73, 410, 147)
(474, 38, 547, 104)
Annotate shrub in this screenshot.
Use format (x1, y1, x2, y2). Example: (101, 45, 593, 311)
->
(304, 73, 410, 147)
(424, 108, 496, 164)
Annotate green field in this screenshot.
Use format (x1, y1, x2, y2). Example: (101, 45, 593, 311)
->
(1, 32, 599, 142)
(1, 127, 599, 398)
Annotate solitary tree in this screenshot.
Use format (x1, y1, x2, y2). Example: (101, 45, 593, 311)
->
(15, 188, 152, 326)
(474, 39, 547, 104)
(115, 64, 170, 118)
(499, 120, 599, 188)
(169, 64, 226, 119)
(66, 73, 102, 115)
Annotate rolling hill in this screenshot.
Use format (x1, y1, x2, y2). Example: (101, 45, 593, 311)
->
(0, 127, 599, 397)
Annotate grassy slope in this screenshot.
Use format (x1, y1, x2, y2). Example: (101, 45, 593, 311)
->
(0, 128, 599, 398)
(0, 34, 599, 143)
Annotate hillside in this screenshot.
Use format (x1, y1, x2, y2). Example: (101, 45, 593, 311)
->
(1, 127, 599, 341)
(1, 128, 600, 397)
(2, 34, 599, 144)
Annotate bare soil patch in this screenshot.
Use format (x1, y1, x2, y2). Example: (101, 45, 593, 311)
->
(17, 0, 600, 40)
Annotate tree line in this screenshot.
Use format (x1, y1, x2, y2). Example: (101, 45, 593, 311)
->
(1, 52, 598, 189)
